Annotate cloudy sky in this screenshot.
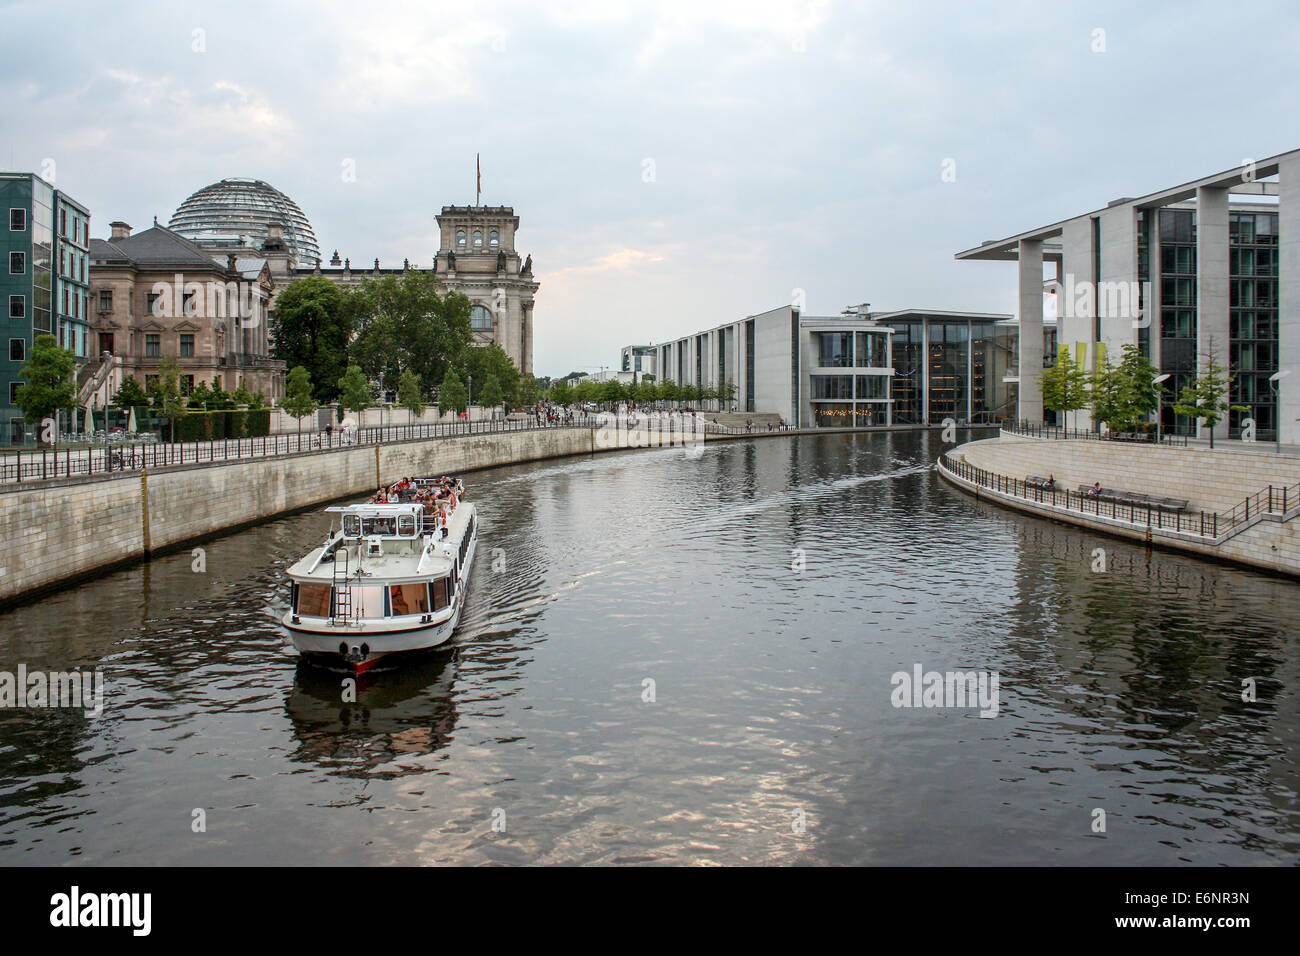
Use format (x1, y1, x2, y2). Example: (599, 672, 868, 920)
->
(2, 0, 1298, 377)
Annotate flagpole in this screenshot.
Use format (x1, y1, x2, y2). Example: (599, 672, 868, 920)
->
(476, 153, 481, 207)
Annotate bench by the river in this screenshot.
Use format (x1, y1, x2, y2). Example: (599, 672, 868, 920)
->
(1076, 485, 1188, 513)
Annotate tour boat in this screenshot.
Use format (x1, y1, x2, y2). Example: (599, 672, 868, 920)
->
(282, 478, 477, 673)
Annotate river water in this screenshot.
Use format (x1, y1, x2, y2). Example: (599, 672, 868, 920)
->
(1, 430, 1296, 865)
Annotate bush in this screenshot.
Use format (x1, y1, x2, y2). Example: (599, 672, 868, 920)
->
(173, 409, 271, 442)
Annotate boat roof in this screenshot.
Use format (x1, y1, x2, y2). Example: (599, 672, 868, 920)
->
(325, 503, 423, 517)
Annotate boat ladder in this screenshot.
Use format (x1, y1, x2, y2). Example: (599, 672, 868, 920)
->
(331, 549, 353, 626)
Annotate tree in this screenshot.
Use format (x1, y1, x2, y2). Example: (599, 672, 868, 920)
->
(478, 374, 504, 417)
(282, 366, 319, 440)
(657, 379, 681, 405)
(439, 367, 468, 415)
(14, 334, 76, 446)
(1173, 349, 1247, 449)
(396, 368, 426, 425)
(349, 271, 473, 396)
(271, 277, 355, 403)
(517, 374, 542, 408)
(600, 378, 624, 405)
(231, 378, 255, 407)
(463, 344, 522, 409)
(1038, 346, 1089, 430)
(151, 354, 187, 441)
(717, 379, 737, 411)
(1090, 344, 1160, 434)
(208, 377, 234, 410)
(337, 365, 374, 418)
(188, 379, 215, 410)
(548, 379, 574, 405)
(112, 375, 150, 410)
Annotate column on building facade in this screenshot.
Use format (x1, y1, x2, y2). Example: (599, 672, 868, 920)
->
(1195, 185, 1231, 443)
(1279, 154, 1300, 446)
(1060, 218, 1096, 429)
(1017, 239, 1045, 422)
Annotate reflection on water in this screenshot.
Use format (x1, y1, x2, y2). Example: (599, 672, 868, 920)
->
(0, 430, 1297, 865)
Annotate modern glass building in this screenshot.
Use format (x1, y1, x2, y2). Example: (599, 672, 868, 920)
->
(876, 310, 1019, 425)
(635, 305, 1012, 427)
(1, 172, 89, 445)
(956, 148, 1300, 443)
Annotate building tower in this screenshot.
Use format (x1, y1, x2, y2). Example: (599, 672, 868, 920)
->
(434, 205, 538, 375)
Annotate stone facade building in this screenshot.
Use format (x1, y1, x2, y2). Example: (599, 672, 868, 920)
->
(86, 221, 285, 406)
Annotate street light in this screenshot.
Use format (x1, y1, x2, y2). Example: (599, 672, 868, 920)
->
(1270, 369, 1291, 455)
(1153, 373, 1171, 445)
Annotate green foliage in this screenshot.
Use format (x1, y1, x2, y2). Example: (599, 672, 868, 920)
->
(271, 276, 355, 403)
(188, 379, 215, 409)
(112, 375, 150, 409)
(1172, 353, 1248, 449)
(517, 374, 542, 407)
(282, 366, 319, 428)
(717, 379, 737, 407)
(600, 378, 624, 403)
(439, 367, 468, 414)
(349, 271, 473, 396)
(1038, 346, 1089, 428)
(548, 379, 574, 405)
(1089, 344, 1161, 433)
(478, 374, 504, 411)
(463, 344, 521, 408)
(14, 334, 76, 444)
(336, 365, 373, 416)
(397, 368, 426, 421)
(231, 378, 255, 408)
(657, 379, 681, 403)
(174, 409, 271, 442)
(151, 354, 187, 438)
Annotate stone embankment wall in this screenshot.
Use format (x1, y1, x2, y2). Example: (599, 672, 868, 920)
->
(942, 435, 1300, 577)
(0, 427, 595, 606)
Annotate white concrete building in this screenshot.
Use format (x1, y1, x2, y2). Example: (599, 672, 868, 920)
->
(957, 148, 1300, 443)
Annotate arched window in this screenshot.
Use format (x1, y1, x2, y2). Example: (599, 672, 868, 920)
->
(456, 229, 466, 247)
(471, 305, 492, 330)
(472, 230, 483, 248)
(488, 230, 499, 247)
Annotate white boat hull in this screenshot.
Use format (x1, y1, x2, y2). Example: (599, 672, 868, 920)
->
(283, 499, 477, 673)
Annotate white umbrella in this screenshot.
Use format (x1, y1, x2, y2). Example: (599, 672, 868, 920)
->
(83, 404, 94, 435)
(127, 406, 138, 434)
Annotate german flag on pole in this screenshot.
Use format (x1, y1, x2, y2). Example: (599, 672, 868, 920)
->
(476, 153, 481, 206)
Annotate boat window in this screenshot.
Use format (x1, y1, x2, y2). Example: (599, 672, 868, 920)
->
(353, 585, 387, 619)
(343, 515, 360, 537)
(391, 583, 431, 615)
(362, 516, 396, 536)
(430, 577, 449, 611)
(397, 514, 416, 536)
(297, 583, 332, 617)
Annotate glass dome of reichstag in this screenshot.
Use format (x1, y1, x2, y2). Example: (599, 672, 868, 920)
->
(168, 177, 320, 266)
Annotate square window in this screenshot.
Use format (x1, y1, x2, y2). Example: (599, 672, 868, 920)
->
(9, 295, 24, 319)
(99, 290, 112, 311)
(9, 338, 24, 361)
(9, 252, 24, 274)
(145, 333, 161, 357)
(9, 209, 25, 231)
(180, 334, 195, 357)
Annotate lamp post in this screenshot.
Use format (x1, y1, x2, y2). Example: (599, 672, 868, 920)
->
(1153, 373, 1170, 445)
(1269, 369, 1291, 455)
(467, 374, 473, 424)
